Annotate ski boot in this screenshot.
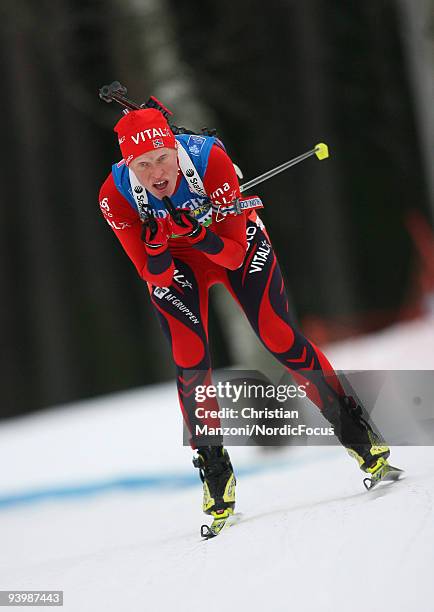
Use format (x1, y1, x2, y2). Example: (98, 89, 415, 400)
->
(193, 445, 236, 520)
(323, 395, 402, 488)
(347, 444, 403, 490)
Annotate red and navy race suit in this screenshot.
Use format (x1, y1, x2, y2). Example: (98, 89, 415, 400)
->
(99, 134, 346, 447)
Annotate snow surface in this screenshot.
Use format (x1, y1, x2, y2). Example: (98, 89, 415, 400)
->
(1, 317, 433, 611)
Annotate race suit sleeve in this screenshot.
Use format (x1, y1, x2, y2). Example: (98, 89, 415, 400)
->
(98, 173, 175, 286)
(188, 144, 248, 270)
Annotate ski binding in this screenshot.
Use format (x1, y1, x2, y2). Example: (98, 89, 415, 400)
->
(363, 464, 404, 491)
(201, 511, 243, 539)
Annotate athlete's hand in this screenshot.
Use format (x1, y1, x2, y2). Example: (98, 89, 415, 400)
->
(141, 217, 170, 255)
(168, 209, 206, 240)
(163, 197, 206, 242)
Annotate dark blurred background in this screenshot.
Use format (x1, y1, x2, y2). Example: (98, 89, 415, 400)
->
(1, 0, 433, 419)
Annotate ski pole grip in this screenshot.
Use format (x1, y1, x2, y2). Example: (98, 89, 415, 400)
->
(163, 196, 183, 224)
(141, 216, 158, 242)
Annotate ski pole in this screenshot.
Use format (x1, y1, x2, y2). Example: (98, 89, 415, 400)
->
(99, 83, 330, 192)
(240, 143, 329, 193)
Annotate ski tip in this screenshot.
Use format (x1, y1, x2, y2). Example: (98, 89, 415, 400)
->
(315, 142, 329, 160)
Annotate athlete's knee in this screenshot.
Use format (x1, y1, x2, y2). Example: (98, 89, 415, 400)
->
(258, 313, 296, 354)
(171, 334, 208, 369)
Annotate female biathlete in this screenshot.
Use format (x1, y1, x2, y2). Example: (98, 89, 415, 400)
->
(99, 107, 393, 523)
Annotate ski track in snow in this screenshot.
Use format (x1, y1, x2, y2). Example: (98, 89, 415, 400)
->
(1, 317, 433, 611)
(1, 448, 433, 612)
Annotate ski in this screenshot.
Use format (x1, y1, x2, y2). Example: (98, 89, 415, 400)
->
(200, 512, 243, 540)
(363, 464, 404, 491)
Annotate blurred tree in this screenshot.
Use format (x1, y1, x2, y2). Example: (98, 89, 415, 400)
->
(398, 0, 434, 223)
(0, 0, 431, 419)
(168, 0, 430, 318)
(0, 0, 173, 417)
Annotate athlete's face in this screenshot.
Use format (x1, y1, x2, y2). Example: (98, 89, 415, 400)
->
(130, 147, 179, 199)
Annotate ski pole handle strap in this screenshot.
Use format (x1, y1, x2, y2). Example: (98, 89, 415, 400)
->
(212, 196, 263, 222)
